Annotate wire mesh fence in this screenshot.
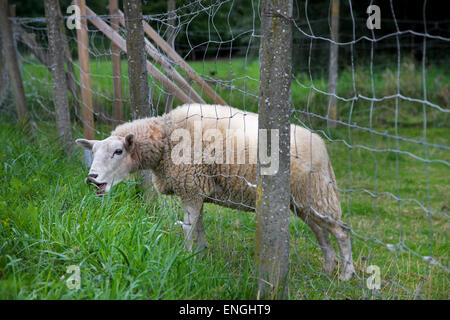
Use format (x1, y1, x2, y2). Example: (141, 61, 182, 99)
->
(1, 0, 448, 299)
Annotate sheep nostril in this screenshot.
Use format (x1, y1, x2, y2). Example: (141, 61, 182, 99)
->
(88, 173, 98, 179)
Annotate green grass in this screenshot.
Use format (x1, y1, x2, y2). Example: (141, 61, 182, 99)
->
(0, 119, 448, 299)
(0, 122, 257, 299)
(19, 55, 450, 127)
(1, 56, 448, 299)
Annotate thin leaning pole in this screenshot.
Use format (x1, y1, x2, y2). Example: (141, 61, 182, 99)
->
(75, 0, 95, 166)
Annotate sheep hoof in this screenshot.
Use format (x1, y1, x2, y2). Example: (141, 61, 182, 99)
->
(196, 244, 208, 251)
(338, 266, 355, 281)
(323, 258, 337, 274)
(196, 247, 208, 258)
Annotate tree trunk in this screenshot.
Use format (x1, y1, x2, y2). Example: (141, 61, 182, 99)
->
(57, 0, 79, 104)
(45, 0, 74, 155)
(12, 22, 80, 105)
(123, 0, 155, 202)
(256, 0, 292, 299)
(0, 0, 30, 126)
(123, 0, 150, 118)
(0, 33, 10, 107)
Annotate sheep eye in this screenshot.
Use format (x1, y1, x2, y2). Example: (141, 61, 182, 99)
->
(114, 149, 123, 156)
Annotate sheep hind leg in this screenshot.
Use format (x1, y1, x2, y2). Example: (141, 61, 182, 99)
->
(195, 213, 208, 250)
(308, 211, 355, 281)
(304, 170, 355, 281)
(329, 223, 355, 281)
(292, 204, 337, 275)
(309, 223, 337, 274)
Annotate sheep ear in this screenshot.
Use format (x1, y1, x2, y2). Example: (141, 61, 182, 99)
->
(76, 139, 97, 150)
(124, 133, 135, 152)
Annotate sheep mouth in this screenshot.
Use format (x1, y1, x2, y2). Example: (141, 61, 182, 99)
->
(85, 178, 107, 195)
(94, 183, 107, 195)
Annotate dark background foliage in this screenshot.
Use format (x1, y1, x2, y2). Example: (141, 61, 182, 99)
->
(9, 0, 450, 64)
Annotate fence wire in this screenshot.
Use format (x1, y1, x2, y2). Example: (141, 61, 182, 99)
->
(1, 0, 448, 299)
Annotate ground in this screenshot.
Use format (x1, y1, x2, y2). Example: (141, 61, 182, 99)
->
(0, 120, 447, 299)
(0, 57, 448, 299)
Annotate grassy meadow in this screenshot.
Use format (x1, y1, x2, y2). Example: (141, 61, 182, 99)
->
(0, 56, 448, 299)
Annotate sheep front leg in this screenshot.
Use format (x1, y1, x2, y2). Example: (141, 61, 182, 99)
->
(181, 198, 207, 251)
(195, 213, 208, 250)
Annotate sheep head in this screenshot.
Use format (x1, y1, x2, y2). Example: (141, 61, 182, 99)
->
(76, 134, 136, 194)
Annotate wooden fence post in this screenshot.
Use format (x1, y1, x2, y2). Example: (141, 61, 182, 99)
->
(109, 0, 123, 124)
(256, 0, 292, 299)
(0, 0, 30, 126)
(45, 0, 74, 155)
(75, 0, 95, 166)
(328, 0, 340, 128)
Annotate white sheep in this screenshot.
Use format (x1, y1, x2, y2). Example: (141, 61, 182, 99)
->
(76, 104, 355, 280)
